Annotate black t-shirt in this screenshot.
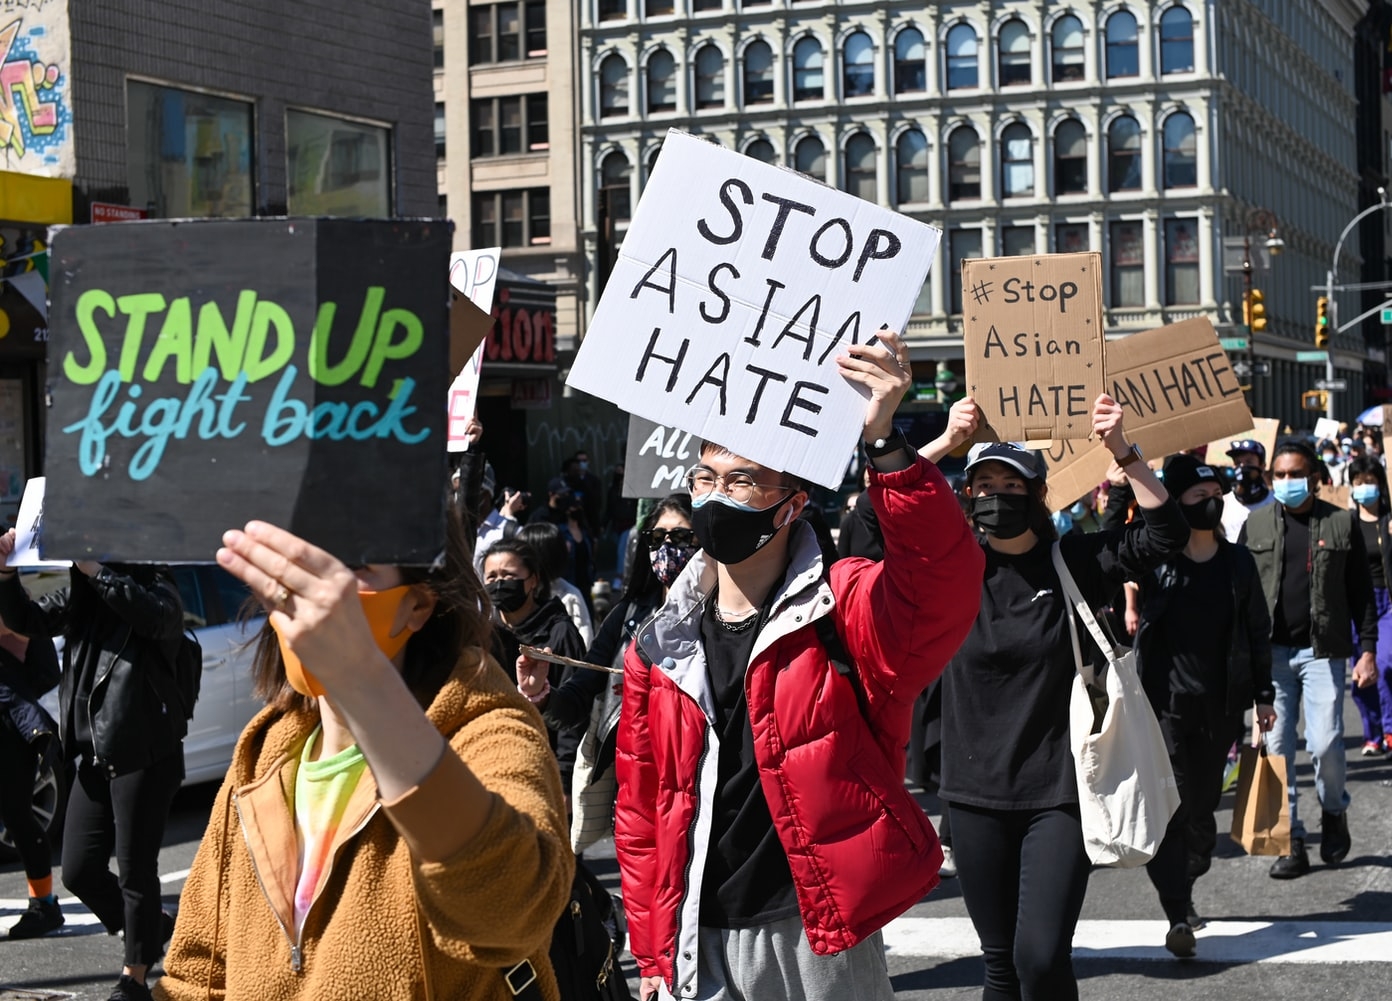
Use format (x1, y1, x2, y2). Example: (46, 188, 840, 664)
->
(1157, 553, 1232, 699)
(1359, 519, 1385, 589)
(1272, 507, 1313, 648)
(697, 599, 798, 929)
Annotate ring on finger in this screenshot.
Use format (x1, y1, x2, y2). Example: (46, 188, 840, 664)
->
(274, 584, 292, 607)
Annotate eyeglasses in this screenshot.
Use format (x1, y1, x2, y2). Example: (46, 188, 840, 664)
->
(685, 467, 792, 505)
(645, 527, 697, 550)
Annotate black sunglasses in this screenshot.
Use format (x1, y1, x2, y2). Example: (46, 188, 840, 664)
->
(645, 527, 697, 550)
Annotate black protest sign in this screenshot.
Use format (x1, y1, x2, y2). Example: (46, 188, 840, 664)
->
(622, 414, 697, 499)
(44, 219, 451, 564)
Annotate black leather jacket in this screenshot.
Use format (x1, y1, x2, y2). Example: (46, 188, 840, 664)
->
(0, 566, 185, 778)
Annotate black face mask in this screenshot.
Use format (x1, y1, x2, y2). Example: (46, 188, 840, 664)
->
(1234, 465, 1269, 503)
(1180, 496, 1224, 531)
(691, 493, 793, 566)
(970, 493, 1033, 539)
(486, 578, 530, 614)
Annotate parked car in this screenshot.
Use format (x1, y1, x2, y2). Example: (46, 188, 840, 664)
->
(0, 565, 264, 862)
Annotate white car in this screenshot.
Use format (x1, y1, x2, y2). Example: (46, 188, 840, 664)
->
(0, 565, 264, 861)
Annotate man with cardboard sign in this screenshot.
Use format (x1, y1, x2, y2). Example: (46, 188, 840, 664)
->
(43, 219, 452, 565)
(565, 128, 941, 490)
(1043, 317, 1252, 511)
(963, 252, 1106, 443)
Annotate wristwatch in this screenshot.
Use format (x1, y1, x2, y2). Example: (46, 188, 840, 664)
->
(864, 429, 913, 462)
(1114, 444, 1144, 468)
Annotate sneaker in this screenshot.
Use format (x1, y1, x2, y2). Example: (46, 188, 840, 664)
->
(7, 896, 63, 939)
(1362, 740, 1383, 756)
(1320, 810, 1351, 865)
(1269, 838, 1310, 879)
(938, 845, 958, 879)
(1185, 900, 1206, 931)
(106, 975, 153, 1001)
(1164, 922, 1196, 958)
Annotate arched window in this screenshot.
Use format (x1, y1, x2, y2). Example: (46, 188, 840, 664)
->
(794, 135, 826, 180)
(997, 19, 1031, 87)
(894, 28, 926, 94)
(646, 49, 676, 112)
(644, 143, 663, 189)
(1000, 122, 1033, 197)
(947, 125, 980, 201)
(743, 40, 774, 104)
(792, 37, 824, 102)
(1106, 10, 1139, 78)
(1054, 119, 1086, 194)
(1051, 15, 1084, 82)
(745, 138, 776, 164)
(844, 132, 877, 201)
(694, 44, 725, 109)
(1163, 111, 1197, 188)
(599, 150, 631, 224)
(1159, 6, 1194, 75)
(895, 129, 928, 205)
(599, 54, 629, 117)
(645, 0, 673, 16)
(1107, 115, 1142, 191)
(946, 24, 978, 90)
(843, 31, 875, 97)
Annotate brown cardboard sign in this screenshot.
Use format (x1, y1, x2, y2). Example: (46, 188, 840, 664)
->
(449, 290, 494, 378)
(1043, 317, 1253, 510)
(1319, 483, 1352, 510)
(1204, 417, 1281, 467)
(963, 252, 1105, 442)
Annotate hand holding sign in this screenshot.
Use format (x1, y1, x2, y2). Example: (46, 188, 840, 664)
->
(516, 649, 551, 699)
(921, 397, 981, 464)
(1092, 394, 1128, 456)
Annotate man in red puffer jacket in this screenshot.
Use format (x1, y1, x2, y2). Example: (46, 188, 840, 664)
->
(614, 331, 983, 1001)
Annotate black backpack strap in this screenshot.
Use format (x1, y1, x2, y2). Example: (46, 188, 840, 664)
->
(814, 612, 869, 722)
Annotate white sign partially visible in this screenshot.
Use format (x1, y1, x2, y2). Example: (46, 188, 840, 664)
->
(566, 129, 941, 488)
(7, 477, 70, 569)
(446, 248, 502, 452)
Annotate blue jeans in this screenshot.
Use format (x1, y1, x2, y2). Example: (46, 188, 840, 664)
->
(1268, 645, 1350, 842)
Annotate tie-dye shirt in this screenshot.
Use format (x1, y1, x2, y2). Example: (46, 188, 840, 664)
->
(292, 728, 368, 935)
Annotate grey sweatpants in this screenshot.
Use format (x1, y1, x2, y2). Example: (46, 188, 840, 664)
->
(659, 913, 895, 1001)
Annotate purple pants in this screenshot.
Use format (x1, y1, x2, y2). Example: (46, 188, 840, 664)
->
(1351, 585, 1392, 741)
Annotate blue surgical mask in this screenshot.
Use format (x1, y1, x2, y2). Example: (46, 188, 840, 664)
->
(1272, 477, 1311, 508)
(1352, 484, 1381, 508)
(1052, 510, 1074, 535)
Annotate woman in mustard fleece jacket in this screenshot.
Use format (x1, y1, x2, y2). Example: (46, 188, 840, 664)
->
(153, 513, 573, 1001)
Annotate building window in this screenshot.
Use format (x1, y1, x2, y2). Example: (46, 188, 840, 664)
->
(1054, 119, 1086, 194)
(1165, 217, 1199, 304)
(471, 95, 548, 156)
(599, 0, 626, 21)
(947, 125, 980, 201)
(1055, 222, 1089, 253)
(695, 44, 725, 109)
(792, 37, 825, 102)
(1000, 122, 1033, 198)
(646, 0, 673, 16)
(1159, 6, 1194, 75)
(432, 9, 444, 69)
(525, 2, 546, 55)
(469, 1, 545, 63)
(746, 139, 776, 164)
(1107, 115, 1142, 191)
(128, 81, 254, 219)
(286, 109, 391, 217)
(949, 227, 983, 313)
(599, 152, 631, 224)
(1051, 14, 1084, 82)
(474, 188, 550, 248)
(1162, 111, 1197, 188)
(600, 54, 629, 117)
(526, 94, 548, 150)
(946, 23, 978, 90)
(434, 103, 446, 159)
(1105, 10, 1139, 79)
(997, 19, 1031, 87)
(1109, 220, 1144, 307)
(1002, 226, 1034, 256)
(794, 135, 826, 180)
(843, 31, 875, 97)
(894, 28, 926, 94)
(843, 132, 877, 201)
(895, 129, 928, 205)
(692, 0, 721, 10)
(647, 49, 677, 112)
(743, 40, 775, 104)
(643, 143, 663, 191)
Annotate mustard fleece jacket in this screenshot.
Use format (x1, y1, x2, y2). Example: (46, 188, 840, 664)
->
(153, 649, 574, 1001)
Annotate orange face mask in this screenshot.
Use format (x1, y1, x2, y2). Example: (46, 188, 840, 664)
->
(272, 585, 418, 697)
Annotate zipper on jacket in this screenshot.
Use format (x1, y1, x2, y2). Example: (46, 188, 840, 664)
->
(293, 802, 381, 962)
(87, 627, 131, 769)
(672, 723, 711, 995)
(233, 793, 301, 972)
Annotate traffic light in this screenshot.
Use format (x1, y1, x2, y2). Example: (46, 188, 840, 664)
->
(1301, 389, 1329, 411)
(1249, 289, 1268, 332)
(1316, 296, 1330, 348)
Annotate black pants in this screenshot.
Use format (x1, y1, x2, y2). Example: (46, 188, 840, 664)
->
(949, 802, 1091, 1001)
(62, 752, 183, 967)
(0, 718, 51, 882)
(1144, 699, 1237, 925)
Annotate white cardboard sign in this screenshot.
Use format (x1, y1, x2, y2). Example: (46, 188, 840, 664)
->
(446, 248, 502, 452)
(566, 130, 941, 489)
(6, 478, 71, 569)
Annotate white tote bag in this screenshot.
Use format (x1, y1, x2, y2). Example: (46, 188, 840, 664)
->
(1051, 544, 1180, 868)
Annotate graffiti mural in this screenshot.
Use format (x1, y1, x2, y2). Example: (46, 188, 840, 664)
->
(0, 3, 72, 177)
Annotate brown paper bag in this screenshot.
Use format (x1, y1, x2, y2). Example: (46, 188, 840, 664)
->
(1230, 727, 1291, 857)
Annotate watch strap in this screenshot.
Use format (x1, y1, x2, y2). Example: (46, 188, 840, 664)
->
(1115, 444, 1143, 468)
(864, 430, 911, 459)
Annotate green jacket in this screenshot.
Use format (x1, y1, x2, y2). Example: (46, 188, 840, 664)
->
(1240, 498, 1377, 659)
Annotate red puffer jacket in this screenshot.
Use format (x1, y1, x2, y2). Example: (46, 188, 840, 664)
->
(615, 456, 983, 999)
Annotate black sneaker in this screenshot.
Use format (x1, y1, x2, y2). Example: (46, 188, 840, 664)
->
(1269, 838, 1310, 879)
(106, 975, 153, 1001)
(1319, 810, 1351, 864)
(7, 896, 63, 939)
(1165, 922, 1196, 958)
(1185, 900, 1206, 931)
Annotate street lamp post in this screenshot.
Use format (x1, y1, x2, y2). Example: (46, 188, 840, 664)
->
(1325, 188, 1392, 422)
(1239, 208, 1283, 410)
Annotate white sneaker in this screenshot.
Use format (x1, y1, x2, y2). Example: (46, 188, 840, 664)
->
(939, 846, 958, 879)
